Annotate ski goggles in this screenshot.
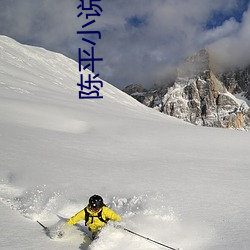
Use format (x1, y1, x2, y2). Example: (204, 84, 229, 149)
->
(89, 204, 101, 212)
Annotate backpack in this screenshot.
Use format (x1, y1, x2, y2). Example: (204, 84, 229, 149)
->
(84, 206, 109, 226)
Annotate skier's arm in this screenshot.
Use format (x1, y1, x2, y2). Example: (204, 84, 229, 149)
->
(104, 207, 122, 222)
(67, 209, 85, 225)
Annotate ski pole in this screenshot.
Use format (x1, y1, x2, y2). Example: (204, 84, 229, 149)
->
(37, 220, 48, 231)
(122, 227, 180, 250)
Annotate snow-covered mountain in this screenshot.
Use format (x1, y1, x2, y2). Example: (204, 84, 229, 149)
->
(1, 36, 250, 250)
(217, 65, 250, 100)
(124, 49, 250, 130)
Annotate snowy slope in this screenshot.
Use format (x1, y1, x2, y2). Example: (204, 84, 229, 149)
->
(0, 36, 250, 250)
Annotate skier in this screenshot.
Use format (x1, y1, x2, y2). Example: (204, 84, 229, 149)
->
(66, 194, 122, 239)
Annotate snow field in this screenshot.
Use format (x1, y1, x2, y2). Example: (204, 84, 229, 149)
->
(1, 36, 250, 250)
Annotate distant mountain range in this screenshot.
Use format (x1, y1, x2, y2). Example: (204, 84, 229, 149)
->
(123, 49, 250, 130)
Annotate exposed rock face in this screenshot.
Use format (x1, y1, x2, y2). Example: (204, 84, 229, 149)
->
(123, 49, 250, 130)
(217, 66, 250, 99)
(123, 84, 147, 103)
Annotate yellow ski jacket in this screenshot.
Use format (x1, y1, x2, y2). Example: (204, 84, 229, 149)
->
(67, 206, 121, 233)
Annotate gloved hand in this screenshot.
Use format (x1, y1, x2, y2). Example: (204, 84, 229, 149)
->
(56, 230, 64, 238)
(113, 223, 123, 229)
(55, 222, 71, 238)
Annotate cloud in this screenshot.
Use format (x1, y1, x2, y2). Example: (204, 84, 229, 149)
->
(0, 1, 76, 49)
(209, 4, 250, 68)
(0, 0, 249, 89)
(200, 18, 240, 45)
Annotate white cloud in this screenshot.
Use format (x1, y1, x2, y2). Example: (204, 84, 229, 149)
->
(0, 0, 249, 88)
(200, 17, 240, 45)
(209, 5, 250, 68)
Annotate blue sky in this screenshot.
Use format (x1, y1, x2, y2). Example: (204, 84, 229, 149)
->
(0, 0, 249, 89)
(206, 0, 249, 28)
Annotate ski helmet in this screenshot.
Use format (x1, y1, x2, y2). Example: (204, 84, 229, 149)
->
(89, 195, 104, 210)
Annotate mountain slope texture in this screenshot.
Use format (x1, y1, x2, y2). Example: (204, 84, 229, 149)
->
(0, 36, 250, 250)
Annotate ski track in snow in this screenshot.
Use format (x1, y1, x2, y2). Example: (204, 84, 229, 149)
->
(0, 99, 91, 134)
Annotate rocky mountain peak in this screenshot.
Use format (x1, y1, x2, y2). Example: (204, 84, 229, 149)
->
(123, 49, 250, 130)
(177, 49, 210, 78)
